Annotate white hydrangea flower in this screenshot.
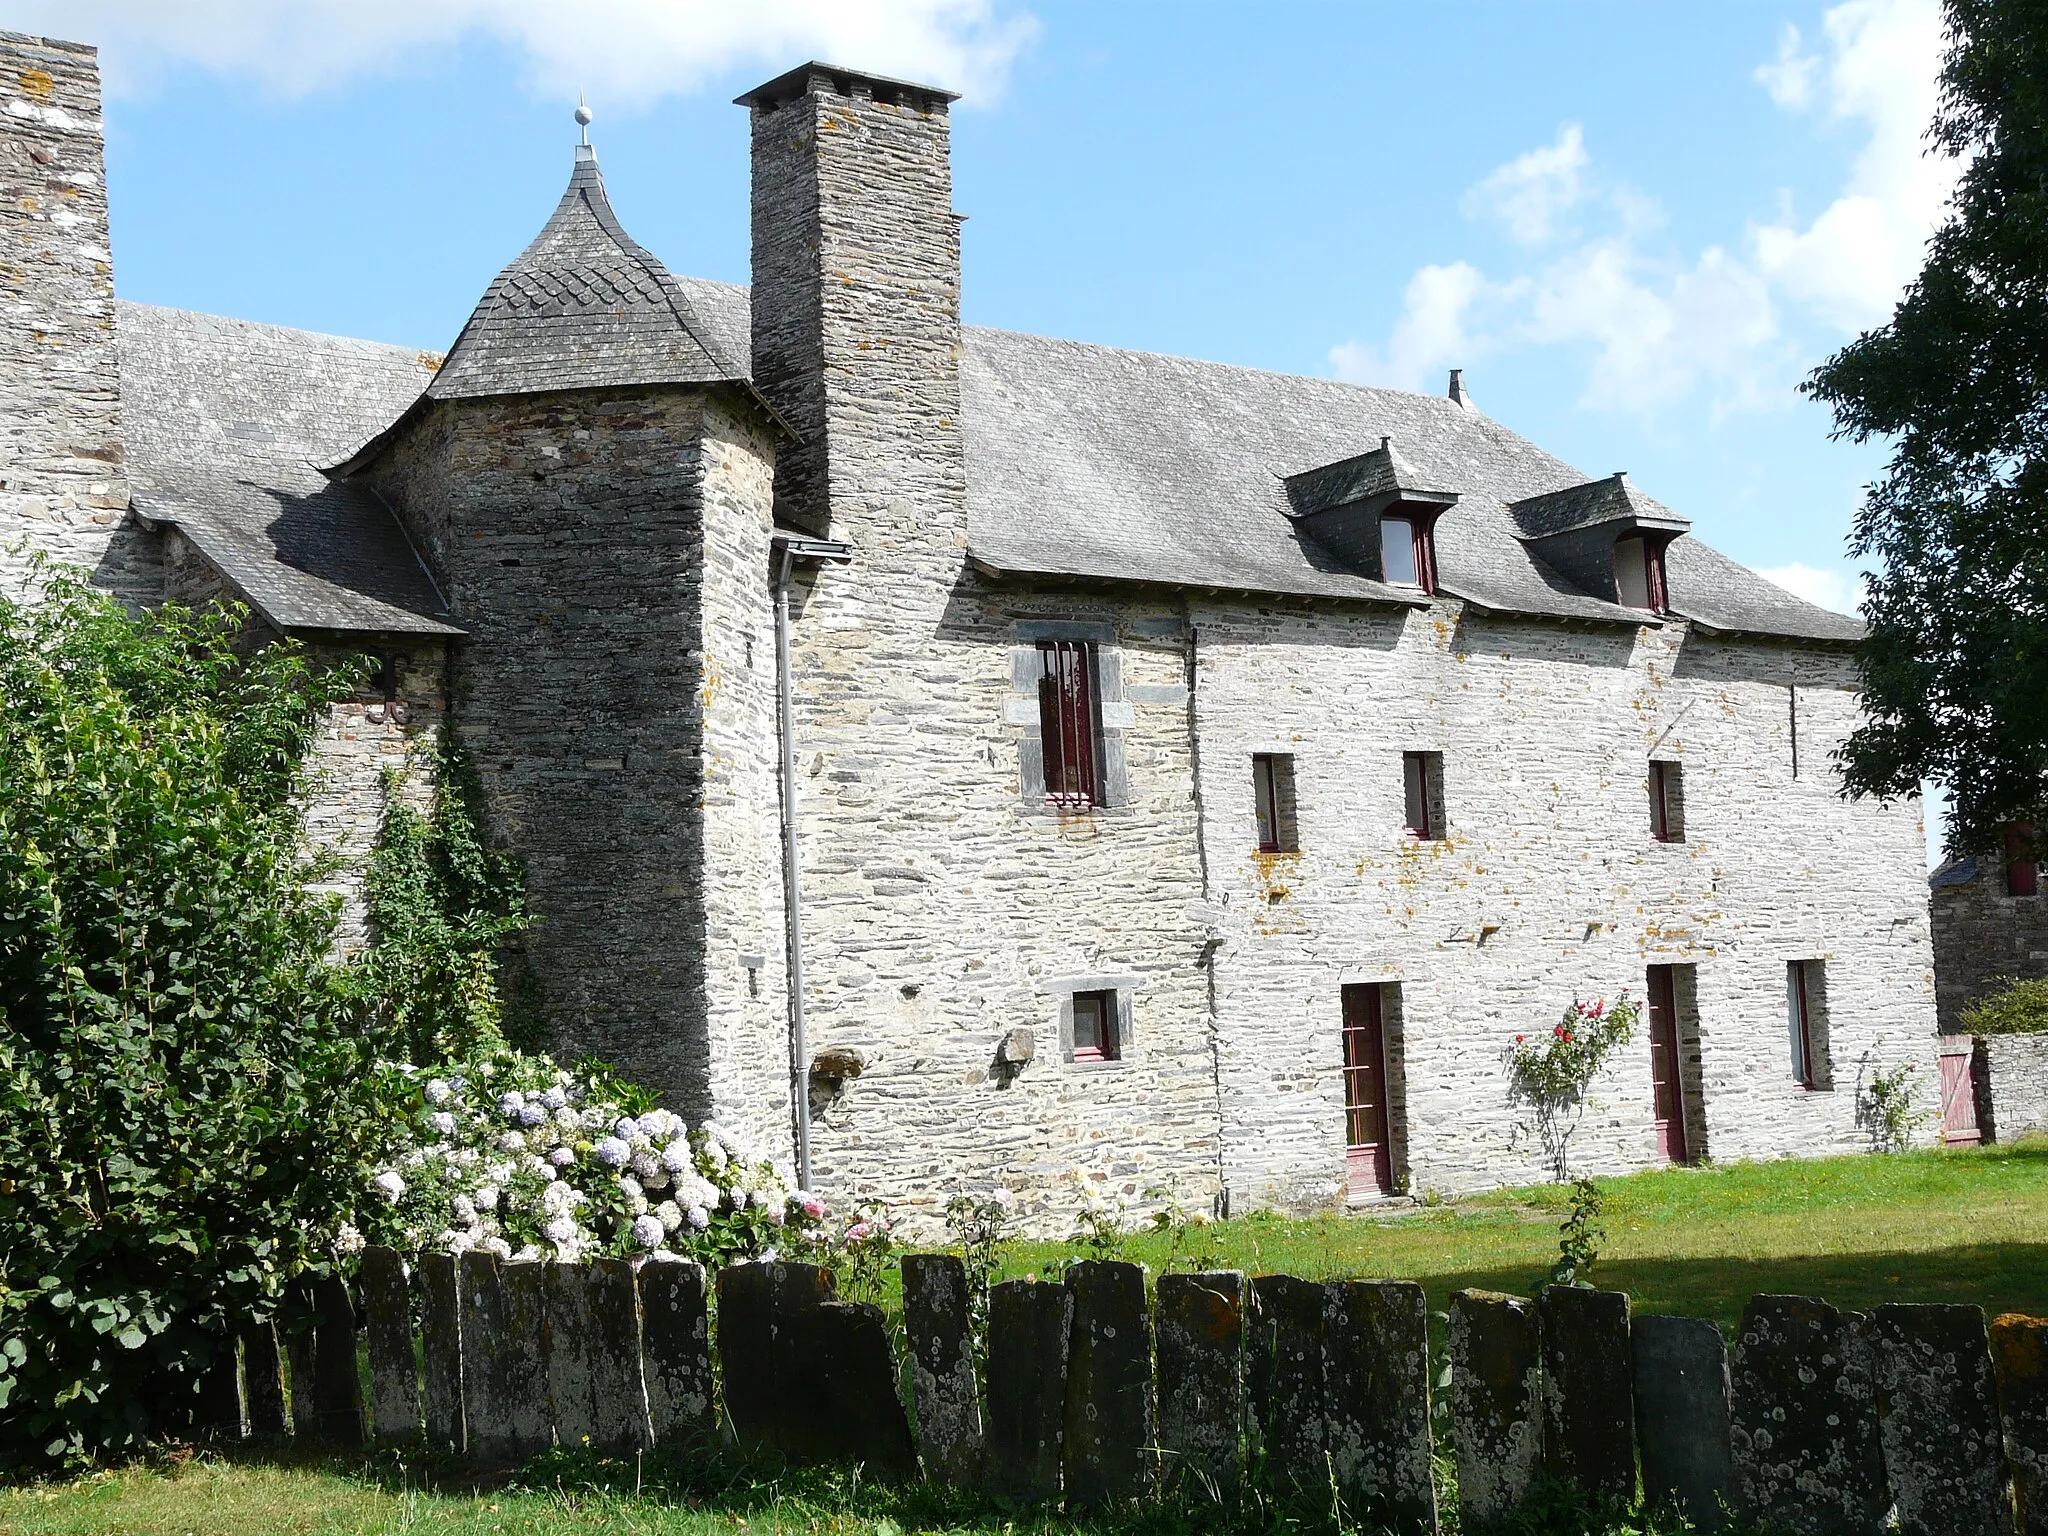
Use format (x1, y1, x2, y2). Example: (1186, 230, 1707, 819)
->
(452, 1195, 479, 1226)
(481, 1236, 513, 1259)
(550, 1146, 576, 1168)
(518, 1103, 547, 1128)
(372, 1170, 406, 1203)
(730, 1188, 748, 1210)
(630, 1149, 661, 1180)
(496, 1131, 526, 1153)
(448, 1075, 468, 1095)
(555, 1106, 580, 1128)
(334, 1223, 366, 1257)
(703, 1141, 727, 1172)
(687, 1205, 710, 1230)
(596, 1136, 631, 1168)
(627, 1191, 650, 1216)
(619, 1174, 642, 1200)
(541, 1086, 568, 1112)
(613, 1117, 638, 1139)
(541, 1180, 578, 1215)
(661, 1139, 692, 1175)
(514, 1243, 543, 1262)
(654, 1200, 682, 1232)
(632, 1213, 665, 1249)
(581, 1107, 609, 1131)
(498, 1091, 524, 1116)
(541, 1215, 578, 1245)
(401, 1149, 427, 1169)
(429, 1111, 457, 1137)
(449, 1229, 478, 1254)
(526, 1156, 553, 1179)
(424, 1079, 452, 1106)
(477, 1061, 496, 1079)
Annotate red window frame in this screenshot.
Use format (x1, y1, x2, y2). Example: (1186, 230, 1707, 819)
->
(1253, 753, 1284, 853)
(1402, 751, 1439, 839)
(1071, 989, 1119, 1063)
(1615, 534, 1669, 613)
(1342, 984, 1395, 1195)
(2006, 823, 2039, 897)
(1380, 512, 1438, 595)
(1649, 760, 1678, 843)
(1789, 961, 1819, 1089)
(1038, 640, 1100, 811)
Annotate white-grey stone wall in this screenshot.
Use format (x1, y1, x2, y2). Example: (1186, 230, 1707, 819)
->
(1983, 1032, 2048, 1143)
(0, 33, 154, 603)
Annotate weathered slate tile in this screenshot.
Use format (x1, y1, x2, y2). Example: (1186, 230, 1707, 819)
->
(359, 1246, 421, 1445)
(1062, 1259, 1153, 1508)
(1539, 1285, 1633, 1502)
(459, 1249, 520, 1467)
(1448, 1290, 1541, 1528)
(715, 1260, 776, 1455)
(1155, 1271, 1245, 1494)
(417, 1252, 464, 1454)
(767, 1262, 836, 1461)
(640, 1260, 716, 1453)
(1729, 1294, 1887, 1536)
(1630, 1314, 1733, 1533)
(781, 1299, 918, 1480)
(310, 1276, 365, 1446)
(497, 1260, 552, 1461)
(901, 1253, 982, 1486)
(239, 1319, 288, 1437)
(1252, 1274, 1325, 1502)
(983, 1278, 1072, 1505)
(1990, 1312, 2048, 1536)
(1323, 1279, 1437, 1535)
(586, 1257, 650, 1455)
(1867, 1303, 2008, 1536)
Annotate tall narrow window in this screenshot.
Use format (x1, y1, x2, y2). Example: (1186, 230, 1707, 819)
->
(1379, 513, 1438, 594)
(2006, 823, 2039, 898)
(1649, 760, 1684, 843)
(1071, 989, 1120, 1063)
(1646, 965, 1688, 1163)
(1614, 534, 1668, 612)
(1402, 751, 1444, 840)
(1252, 753, 1298, 853)
(1788, 960, 1827, 1090)
(1037, 640, 1100, 811)
(1342, 984, 1397, 1195)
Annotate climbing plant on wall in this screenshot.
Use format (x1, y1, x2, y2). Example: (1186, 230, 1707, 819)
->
(1504, 995, 1640, 1182)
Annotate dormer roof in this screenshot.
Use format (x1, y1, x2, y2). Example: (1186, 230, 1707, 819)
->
(1283, 436, 1461, 523)
(1507, 472, 1690, 540)
(428, 144, 751, 402)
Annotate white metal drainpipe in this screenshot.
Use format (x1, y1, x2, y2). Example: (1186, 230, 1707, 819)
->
(771, 534, 852, 1194)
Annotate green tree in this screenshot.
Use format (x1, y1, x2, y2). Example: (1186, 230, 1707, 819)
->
(0, 565, 390, 1467)
(1807, 0, 2048, 858)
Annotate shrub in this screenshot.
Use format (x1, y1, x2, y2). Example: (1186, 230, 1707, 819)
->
(1961, 977, 2048, 1036)
(0, 568, 387, 1468)
(1505, 995, 1640, 1181)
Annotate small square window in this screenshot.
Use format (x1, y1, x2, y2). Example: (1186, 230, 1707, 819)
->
(1253, 753, 1299, 853)
(1788, 960, 1830, 1090)
(1649, 760, 1684, 843)
(2006, 823, 2038, 898)
(1402, 751, 1444, 840)
(1071, 990, 1120, 1063)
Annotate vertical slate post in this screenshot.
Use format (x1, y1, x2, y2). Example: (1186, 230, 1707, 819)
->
(1062, 1259, 1153, 1508)
(983, 1279, 1072, 1505)
(283, 1288, 320, 1441)
(1322, 1280, 1437, 1535)
(587, 1257, 650, 1455)
(901, 1254, 983, 1486)
(311, 1275, 364, 1447)
(640, 1260, 716, 1452)
(1866, 1304, 2009, 1536)
(240, 1319, 289, 1437)
(767, 1262, 837, 1461)
(417, 1251, 463, 1454)
(497, 1260, 553, 1460)
(1538, 1286, 1633, 1502)
(1991, 1312, 2048, 1536)
(195, 1336, 244, 1440)
(1447, 1290, 1541, 1527)
(1252, 1274, 1326, 1503)
(784, 1300, 919, 1480)
(360, 1246, 421, 1445)
(715, 1260, 776, 1455)
(1155, 1271, 1246, 1494)
(458, 1249, 518, 1468)
(1729, 1295, 1887, 1536)
(1630, 1314, 1734, 1533)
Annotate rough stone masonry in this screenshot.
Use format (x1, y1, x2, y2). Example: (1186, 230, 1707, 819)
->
(0, 33, 1940, 1231)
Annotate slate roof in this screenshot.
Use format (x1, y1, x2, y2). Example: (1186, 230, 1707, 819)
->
(115, 302, 458, 636)
(428, 145, 748, 401)
(1509, 472, 1691, 539)
(1283, 436, 1459, 521)
(116, 271, 1862, 645)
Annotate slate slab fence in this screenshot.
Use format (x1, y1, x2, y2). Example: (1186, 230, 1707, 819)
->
(182, 1249, 2048, 1534)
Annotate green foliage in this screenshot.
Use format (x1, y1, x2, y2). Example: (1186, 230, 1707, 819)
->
(1505, 995, 1640, 1181)
(1856, 1044, 1932, 1155)
(1961, 976, 2048, 1035)
(355, 747, 530, 1063)
(942, 1187, 1014, 1360)
(0, 565, 392, 1469)
(1547, 1178, 1606, 1288)
(1805, 0, 2048, 855)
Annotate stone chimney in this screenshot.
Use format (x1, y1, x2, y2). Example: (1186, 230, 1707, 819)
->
(739, 63, 964, 540)
(0, 32, 147, 601)
(1448, 368, 1476, 411)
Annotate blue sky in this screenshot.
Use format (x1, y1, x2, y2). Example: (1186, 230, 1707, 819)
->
(13, 0, 1954, 840)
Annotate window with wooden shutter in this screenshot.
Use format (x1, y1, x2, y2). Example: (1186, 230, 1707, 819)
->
(1402, 751, 1444, 840)
(1614, 534, 1669, 612)
(1037, 639, 1100, 811)
(2006, 823, 2038, 897)
(1788, 960, 1829, 1090)
(1649, 760, 1684, 843)
(1253, 753, 1298, 853)
(1071, 989, 1120, 1062)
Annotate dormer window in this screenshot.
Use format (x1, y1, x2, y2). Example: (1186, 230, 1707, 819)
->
(1614, 534, 1667, 612)
(1380, 514, 1437, 594)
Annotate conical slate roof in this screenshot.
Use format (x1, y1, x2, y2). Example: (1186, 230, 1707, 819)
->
(427, 143, 747, 401)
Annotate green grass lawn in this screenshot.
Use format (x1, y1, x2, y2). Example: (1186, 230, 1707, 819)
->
(5, 1141, 2045, 1536)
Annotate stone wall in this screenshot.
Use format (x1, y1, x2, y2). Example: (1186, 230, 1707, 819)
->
(0, 32, 153, 603)
(1931, 855, 2048, 1032)
(1983, 1032, 2048, 1143)
(363, 385, 790, 1154)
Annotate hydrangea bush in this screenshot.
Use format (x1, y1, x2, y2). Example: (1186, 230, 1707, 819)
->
(352, 1049, 839, 1270)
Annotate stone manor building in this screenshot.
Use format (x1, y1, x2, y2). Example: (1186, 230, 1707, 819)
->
(4, 32, 1938, 1226)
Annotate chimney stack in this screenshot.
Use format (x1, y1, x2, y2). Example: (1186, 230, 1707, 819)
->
(1447, 368, 1476, 411)
(739, 63, 964, 540)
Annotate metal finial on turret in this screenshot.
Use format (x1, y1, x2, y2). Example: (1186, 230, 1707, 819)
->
(575, 90, 593, 146)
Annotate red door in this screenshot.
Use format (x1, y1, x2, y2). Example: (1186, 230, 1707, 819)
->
(1939, 1040, 1981, 1145)
(1647, 966, 1688, 1164)
(1342, 985, 1394, 1195)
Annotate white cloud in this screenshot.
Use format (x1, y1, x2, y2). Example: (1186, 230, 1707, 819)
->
(1754, 21, 1819, 108)
(1461, 124, 1589, 245)
(7, 0, 1038, 106)
(1330, 261, 1500, 391)
(1757, 561, 1867, 614)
